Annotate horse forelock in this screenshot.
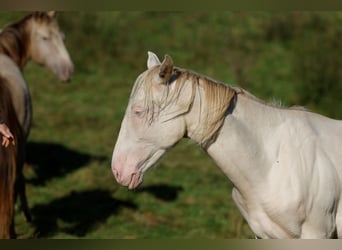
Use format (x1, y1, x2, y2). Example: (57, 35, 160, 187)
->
(31, 12, 58, 25)
(131, 67, 166, 123)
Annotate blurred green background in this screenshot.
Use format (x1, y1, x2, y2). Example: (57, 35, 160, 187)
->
(0, 11, 341, 238)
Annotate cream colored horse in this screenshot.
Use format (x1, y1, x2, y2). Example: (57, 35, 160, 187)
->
(112, 51, 342, 238)
(0, 11, 73, 238)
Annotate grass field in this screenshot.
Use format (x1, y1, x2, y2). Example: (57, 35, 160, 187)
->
(1, 11, 341, 238)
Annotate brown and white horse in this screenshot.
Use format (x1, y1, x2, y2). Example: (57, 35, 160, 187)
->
(0, 11, 73, 238)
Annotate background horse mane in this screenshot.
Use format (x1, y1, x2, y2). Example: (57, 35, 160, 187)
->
(0, 76, 24, 238)
(0, 12, 57, 68)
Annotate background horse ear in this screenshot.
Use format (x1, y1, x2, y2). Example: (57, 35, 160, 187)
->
(47, 11, 57, 18)
(159, 55, 173, 81)
(147, 51, 161, 69)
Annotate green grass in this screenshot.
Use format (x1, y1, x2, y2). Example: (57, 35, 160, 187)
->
(1, 11, 341, 238)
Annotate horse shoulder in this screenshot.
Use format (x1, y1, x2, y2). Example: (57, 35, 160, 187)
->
(260, 112, 342, 236)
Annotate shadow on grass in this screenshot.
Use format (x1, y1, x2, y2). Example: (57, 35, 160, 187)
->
(137, 184, 184, 202)
(26, 141, 108, 185)
(31, 189, 137, 238)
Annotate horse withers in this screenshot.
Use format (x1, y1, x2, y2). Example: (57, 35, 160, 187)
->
(111, 51, 342, 238)
(0, 11, 73, 238)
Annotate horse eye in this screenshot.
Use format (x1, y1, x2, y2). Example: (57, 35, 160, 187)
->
(134, 110, 144, 117)
(132, 104, 145, 118)
(132, 108, 145, 118)
(42, 36, 49, 41)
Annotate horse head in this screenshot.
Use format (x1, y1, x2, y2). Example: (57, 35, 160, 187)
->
(27, 11, 73, 82)
(111, 52, 191, 189)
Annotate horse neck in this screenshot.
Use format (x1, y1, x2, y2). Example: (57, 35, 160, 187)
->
(204, 93, 283, 195)
(0, 19, 32, 69)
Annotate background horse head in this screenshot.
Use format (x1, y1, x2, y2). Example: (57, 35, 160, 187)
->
(0, 11, 73, 82)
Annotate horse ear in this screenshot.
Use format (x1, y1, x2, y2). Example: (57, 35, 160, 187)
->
(47, 11, 57, 18)
(159, 55, 173, 81)
(147, 51, 161, 69)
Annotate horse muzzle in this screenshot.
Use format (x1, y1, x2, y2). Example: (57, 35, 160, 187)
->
(58, 62, 74, 82)
(112, 166, 143, 190)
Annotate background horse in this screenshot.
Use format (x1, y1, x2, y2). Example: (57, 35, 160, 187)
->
(112, 51, 342, 238)
(0, 11, 73, 238)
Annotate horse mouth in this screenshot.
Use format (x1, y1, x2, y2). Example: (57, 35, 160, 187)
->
(128, 172, 143, 190)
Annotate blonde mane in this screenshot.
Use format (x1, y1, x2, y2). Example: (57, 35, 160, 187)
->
(177, 69, 237, 147)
